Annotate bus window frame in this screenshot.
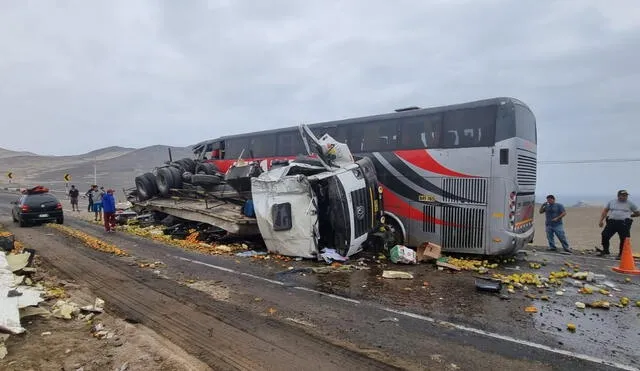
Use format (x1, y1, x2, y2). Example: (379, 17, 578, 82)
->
(276, 130, 306, 156)
(440, 105, 497, 149)
(398, 113, 443, 150)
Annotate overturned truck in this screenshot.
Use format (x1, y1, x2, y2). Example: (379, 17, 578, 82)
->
(128, 125, 388, 259)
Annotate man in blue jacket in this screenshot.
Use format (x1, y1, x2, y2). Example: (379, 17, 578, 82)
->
(102, 189, 117, 232)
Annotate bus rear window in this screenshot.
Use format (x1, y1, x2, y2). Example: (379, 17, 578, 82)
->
(441, 106, 496, 148)
(515, 105, 536, 143)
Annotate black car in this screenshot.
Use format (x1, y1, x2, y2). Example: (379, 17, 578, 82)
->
(11, 189, 64, 227)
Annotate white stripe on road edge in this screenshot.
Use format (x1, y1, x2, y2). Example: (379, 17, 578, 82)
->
(174, 255, 637, 371)
(293, 286, 361, 304)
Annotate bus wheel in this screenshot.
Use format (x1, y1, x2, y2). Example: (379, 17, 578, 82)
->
(387, 219, 405, 246)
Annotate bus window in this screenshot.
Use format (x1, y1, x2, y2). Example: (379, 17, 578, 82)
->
(277, 131, 306, 156)
(515, 104, 537, 143)
(311, 126, 337, 140)
(347, 125, 365, 153)
(362, 119, 398, 152)
(399, 114, 442, 149)
(225, 137, 251, 159)
(442, 106, 497, 148)
(249, 134, 277, 158)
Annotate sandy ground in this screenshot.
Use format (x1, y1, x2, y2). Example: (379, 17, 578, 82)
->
(0, 230, 211, 371)
(533, 205, 640, 254)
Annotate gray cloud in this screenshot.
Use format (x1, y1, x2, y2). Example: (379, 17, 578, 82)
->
(0, 0, 639, 197)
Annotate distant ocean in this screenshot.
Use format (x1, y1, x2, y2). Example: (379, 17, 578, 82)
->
(535, 195, 609, 207)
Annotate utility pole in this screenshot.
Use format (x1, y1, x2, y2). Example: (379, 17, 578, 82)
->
(94, 156, 97, 185)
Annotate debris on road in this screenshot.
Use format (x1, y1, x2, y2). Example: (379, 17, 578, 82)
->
(379, 317, 399, 323)
(524, 306, 538, 313)
(567, 323, 577, 332)
(416, 242, 441, 262)
(390, 245, 416, 264)
(47, 224, 129, 256)
(474, 279, 502, 293)
(320, 248, 349, 264)
(382, 270, 414, 279)
(586, 301, 610, 309)
(235, 250, 267, 257)
(81, 297, 105, 313)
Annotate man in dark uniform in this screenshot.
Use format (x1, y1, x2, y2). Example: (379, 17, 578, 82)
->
(597, 190, 640, 257)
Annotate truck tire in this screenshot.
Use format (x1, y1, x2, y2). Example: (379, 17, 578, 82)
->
(191, 174, 223, 187)
(135, 172, 158, 201)
(168, 166, 183, 189)
(156, 167, 175, 197)
(178, 158, 197, 173)
(195, 162, 219, 175)
(182, 171, 193, 183)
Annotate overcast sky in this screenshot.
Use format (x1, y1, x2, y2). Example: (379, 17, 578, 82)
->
(0, 0, 638, 197)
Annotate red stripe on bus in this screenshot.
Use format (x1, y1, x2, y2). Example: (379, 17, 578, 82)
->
(381, 185, 461, 227)
(394, 150, 476, 178)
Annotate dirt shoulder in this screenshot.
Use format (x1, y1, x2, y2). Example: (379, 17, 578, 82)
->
(0, 227, 211, 371)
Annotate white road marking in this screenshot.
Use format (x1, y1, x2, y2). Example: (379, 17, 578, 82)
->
(174, 255, 638, 371)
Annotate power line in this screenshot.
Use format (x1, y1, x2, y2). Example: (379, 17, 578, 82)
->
(538, 158, 640, 165)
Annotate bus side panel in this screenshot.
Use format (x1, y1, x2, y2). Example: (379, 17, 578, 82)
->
(429, 148, 492, 255)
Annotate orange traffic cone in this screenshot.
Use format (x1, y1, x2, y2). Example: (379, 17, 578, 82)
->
(612, 238, 640, 275)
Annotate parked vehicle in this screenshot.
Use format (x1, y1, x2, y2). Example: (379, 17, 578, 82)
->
(11, 186, 64, 227)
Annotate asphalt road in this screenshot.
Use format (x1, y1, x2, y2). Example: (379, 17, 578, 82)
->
(1, 192, 638, 371)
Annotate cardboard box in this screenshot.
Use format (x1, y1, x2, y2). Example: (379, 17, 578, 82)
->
(416, 242, 442, 262)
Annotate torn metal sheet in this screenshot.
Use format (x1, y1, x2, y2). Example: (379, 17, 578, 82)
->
(252, 173, 318, 258)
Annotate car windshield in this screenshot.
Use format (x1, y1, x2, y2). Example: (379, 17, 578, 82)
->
(25, 194, 58, 206)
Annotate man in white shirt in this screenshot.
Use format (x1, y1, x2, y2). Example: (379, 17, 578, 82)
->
(597, 190, 640, 257)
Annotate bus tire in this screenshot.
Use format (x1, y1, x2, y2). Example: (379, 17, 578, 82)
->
(155, 167, 175, 197)
(135, 172, 158, 201)
(195, 162, 219, 175)
(191, 174, 223, 187)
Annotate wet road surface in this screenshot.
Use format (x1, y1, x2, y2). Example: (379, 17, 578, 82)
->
(1, 192, 638, 370)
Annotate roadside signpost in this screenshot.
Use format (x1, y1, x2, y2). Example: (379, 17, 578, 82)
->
(64, 173, 71, 198)
(6, 172, 13, 184)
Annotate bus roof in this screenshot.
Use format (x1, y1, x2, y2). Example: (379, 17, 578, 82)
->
(195, 96, 530, 147)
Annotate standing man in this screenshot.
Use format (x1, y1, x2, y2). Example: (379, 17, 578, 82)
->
(597, 190, 640, 257)
(539, 195, 572, 253)
(68, 185, 80, 212)
(102, 189, 117, 232)
(91, 186, 104, 222)
(85, 185, 95, 213)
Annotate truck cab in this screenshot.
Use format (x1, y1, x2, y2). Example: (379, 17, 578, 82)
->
(251, 126, 384, 259)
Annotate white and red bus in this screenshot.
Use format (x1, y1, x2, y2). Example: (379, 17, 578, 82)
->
(197, 97, 537, 255)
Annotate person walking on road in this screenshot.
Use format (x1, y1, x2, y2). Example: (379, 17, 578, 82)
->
(102, 189, 117, 232)
(91, 186, 105, 222)
(68, 185, 80, 212)
(539, 195, 572, 254)
(86, 185, 95, 212)
(597, 190, 640, 258)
